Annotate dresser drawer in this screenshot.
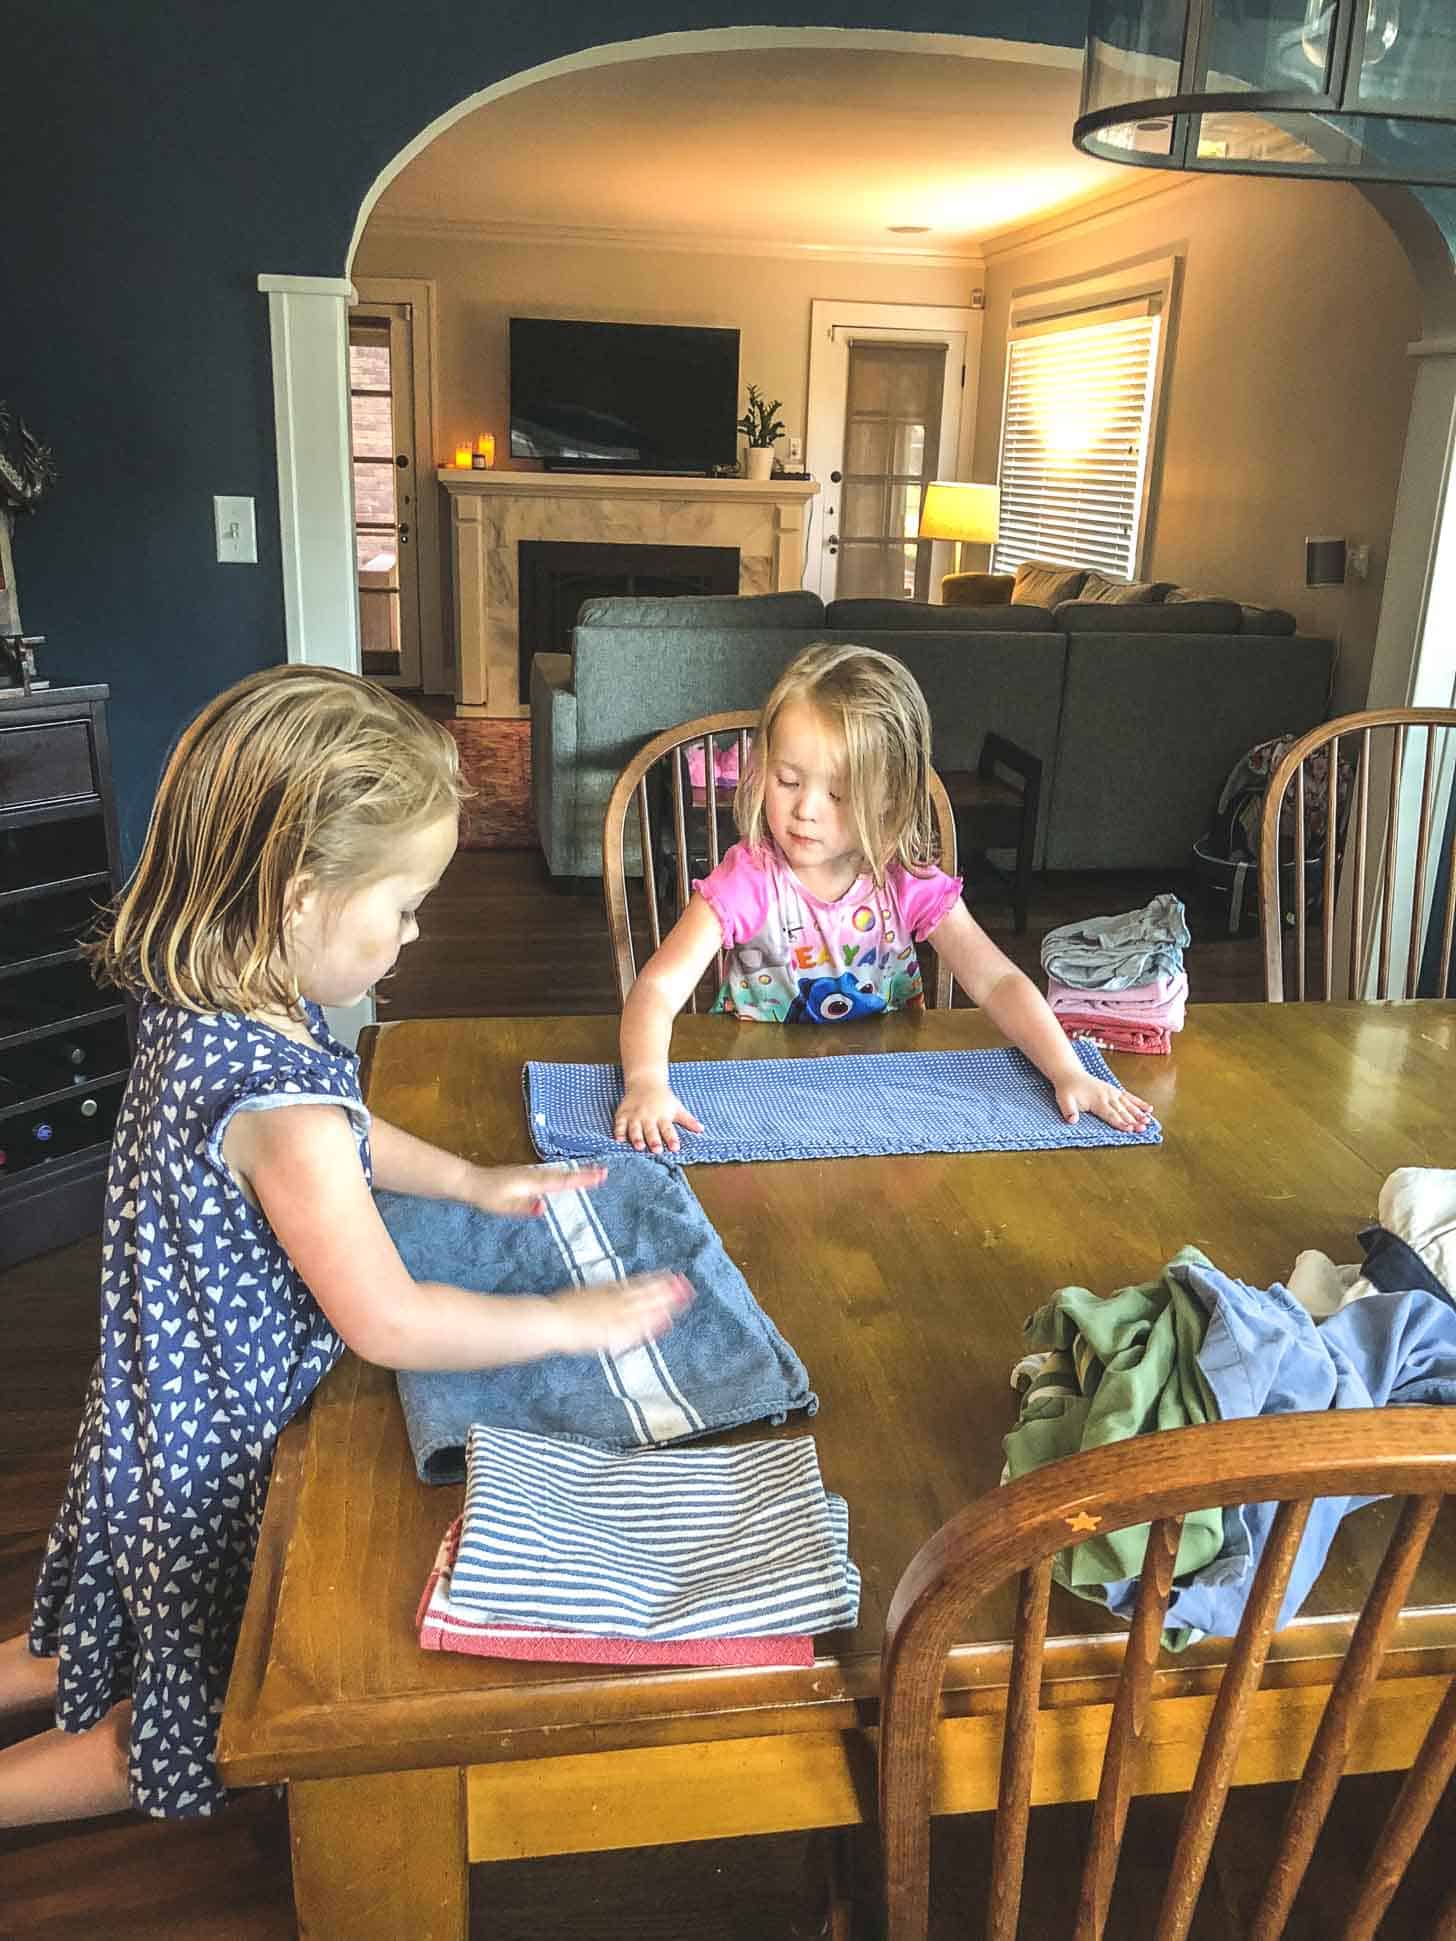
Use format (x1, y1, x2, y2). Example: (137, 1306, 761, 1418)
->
(0, 722, 96, 810)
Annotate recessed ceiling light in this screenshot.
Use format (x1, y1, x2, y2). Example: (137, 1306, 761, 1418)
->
(888, 224, 932, 234)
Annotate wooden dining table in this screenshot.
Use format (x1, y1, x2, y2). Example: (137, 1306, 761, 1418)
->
(217, 1002, 1456, 1939)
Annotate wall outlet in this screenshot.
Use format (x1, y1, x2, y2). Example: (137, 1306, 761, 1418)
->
(1349, 542, 1371, 580)
(214, 495, 257, 565)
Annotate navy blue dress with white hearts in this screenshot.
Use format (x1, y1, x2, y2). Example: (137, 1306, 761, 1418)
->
(29, 998, 370, 1817)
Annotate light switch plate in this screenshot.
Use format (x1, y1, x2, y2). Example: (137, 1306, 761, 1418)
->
(214, 495, 257, 564)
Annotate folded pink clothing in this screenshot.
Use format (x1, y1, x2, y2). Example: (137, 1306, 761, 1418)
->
(1046, 969, 1187, 1031)
(416, 1521, 815, 1669)
(1059, 1015, 1172, 1056)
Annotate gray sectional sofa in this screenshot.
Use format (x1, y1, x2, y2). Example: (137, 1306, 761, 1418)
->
(530, 589, 1334, 879)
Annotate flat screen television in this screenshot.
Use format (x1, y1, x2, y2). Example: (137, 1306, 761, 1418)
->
(509, 318, 740, 473)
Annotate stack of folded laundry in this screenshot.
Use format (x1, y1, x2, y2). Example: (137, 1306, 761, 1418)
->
(1041, 892, 1190, 1055)
(418, 1424, 859, 1669)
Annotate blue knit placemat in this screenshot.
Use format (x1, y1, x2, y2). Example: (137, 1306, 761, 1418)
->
(524, 1041, 1161, 1165)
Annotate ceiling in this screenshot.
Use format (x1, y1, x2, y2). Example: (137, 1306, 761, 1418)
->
(368, 47, 1122, 258)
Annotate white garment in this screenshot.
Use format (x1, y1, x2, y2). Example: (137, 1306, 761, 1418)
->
(1286, 1166, 1456, 1319)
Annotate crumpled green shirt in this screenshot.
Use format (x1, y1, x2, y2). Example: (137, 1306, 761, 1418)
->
(1003, 1246, 1224, 1602)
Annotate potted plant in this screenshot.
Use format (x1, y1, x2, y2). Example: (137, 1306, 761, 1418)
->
(737, 383, 785, 481)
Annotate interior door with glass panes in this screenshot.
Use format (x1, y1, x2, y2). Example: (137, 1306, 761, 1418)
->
(349, 305, 422, 688)
(808, 321, 971, 605)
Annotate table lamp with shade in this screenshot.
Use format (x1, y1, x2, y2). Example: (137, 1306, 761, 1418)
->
(918, 482, 1000, 598)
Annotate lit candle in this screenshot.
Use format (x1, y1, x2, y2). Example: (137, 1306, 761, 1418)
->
(454, 443, 472, 469)
(476, 433, 496, 468)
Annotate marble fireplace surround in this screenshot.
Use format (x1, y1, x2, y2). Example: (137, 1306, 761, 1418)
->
(439, 470, 820, 718)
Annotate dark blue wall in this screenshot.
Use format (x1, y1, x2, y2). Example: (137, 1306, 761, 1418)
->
(8, 1, 1085, 861)
(9, 1, 1444, 862)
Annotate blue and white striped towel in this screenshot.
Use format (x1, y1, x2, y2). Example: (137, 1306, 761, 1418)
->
(525, 1041, 1161, 1166)
(451, 1424, 861, 1640)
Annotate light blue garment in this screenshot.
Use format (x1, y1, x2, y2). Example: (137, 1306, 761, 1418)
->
(1040, 893, 1190, 990)
(1091, 1265, 1456, 1640)
(380, 1154, 816, 1483)
(525, 1041, 1161, 1167)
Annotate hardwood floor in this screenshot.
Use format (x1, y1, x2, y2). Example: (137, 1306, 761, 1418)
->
(9, 851, 1444, 1937)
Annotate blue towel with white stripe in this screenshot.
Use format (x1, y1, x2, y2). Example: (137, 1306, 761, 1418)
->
(450, 1424, 860, 1640)
(382, 1156, 815, 1484)
(524, 1041, 1161, 1166)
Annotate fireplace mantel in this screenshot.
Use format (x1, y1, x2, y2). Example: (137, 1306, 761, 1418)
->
(439, 469, 820, 717)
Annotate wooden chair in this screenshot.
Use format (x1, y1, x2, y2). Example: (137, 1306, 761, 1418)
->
(878, 1408, 1456, 1941)
(602, 710, 958, 1005)
(1259, 708, 1456, 1001)
(938, 733, 1043, 934)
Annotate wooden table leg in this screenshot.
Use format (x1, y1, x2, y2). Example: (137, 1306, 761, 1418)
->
(290, 1766, 467, 1940)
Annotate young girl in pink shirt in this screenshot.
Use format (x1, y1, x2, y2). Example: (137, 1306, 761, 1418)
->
(615, 642, 1153, 1154)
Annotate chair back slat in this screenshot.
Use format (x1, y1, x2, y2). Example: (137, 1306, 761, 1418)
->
(1293, 763, 1307, 999)
(1074, 1516, 1183, 1941)
(1339, 1676, 1456, 1941)
(1350, 728, 1371, 996)
(1377, 723, 1404, 1000)
(1321, 734, 1339, 1001)
(636, 777, 661, 968)
(1153, 1498, 1314, 1941)
(1442, 817, 1456, 998)
(1409, 728, 1440, 995)
(878, 1410, 1456, 1941)
(988, 1558, 1053, 1941)
(604, 711, 959, 1005)
(1259, 709, 1456, 1002)
(1247, 1492, 1441, 1941)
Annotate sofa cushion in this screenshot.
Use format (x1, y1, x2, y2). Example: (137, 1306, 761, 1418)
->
(1078, 569, 1174, 604)
(1238, 604, 1298, 637)
(575, 590, 824, 630)
(940, 571, 1014, 609)
(1054, 599, 1243, 634)
(825, 598, 1052, 633)
(1011, 560, 1087, 607)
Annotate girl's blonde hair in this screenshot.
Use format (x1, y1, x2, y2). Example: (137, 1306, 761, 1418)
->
(88, 664, 466, 1013)
(735, 642, 937, 883)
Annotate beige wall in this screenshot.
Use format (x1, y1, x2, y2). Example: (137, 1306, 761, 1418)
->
(353, 225, 975, 466)
(972, 177, 1422, 715)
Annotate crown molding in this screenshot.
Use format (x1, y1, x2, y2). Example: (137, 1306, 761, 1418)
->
(365, 211, 984, 270)
(978, 172, 1198, 261)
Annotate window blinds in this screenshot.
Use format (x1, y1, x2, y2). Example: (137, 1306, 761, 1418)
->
(991, 306, 1161, 582)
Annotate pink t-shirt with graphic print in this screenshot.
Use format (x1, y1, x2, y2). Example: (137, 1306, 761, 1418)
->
(693, 842, 962, 1023)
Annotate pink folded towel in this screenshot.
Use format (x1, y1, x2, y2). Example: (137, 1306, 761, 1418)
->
(1058, 1015, 1172, 1056)
(1047, 969, 1187, 1032)
(417, 1520, 814, 1669)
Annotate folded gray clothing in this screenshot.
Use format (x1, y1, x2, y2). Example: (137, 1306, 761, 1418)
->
(1040, 893, 1191, 991)
(381, 1155, 816, 1483)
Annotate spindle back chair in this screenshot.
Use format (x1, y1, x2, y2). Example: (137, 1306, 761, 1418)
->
(602, 711, 958, 1006)
(1259, 708, 1456, 1001)
(878, 1408, 1456, 1941)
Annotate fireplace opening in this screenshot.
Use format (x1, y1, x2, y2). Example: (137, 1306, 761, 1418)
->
(518, 540, 739, 701)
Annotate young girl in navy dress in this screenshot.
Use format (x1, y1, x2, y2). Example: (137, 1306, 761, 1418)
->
(0, 665, 685, 1826)
(615, 642, 1153, 1153)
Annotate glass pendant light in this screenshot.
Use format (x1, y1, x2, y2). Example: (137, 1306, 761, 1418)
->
(1074, 0, 1456, 185)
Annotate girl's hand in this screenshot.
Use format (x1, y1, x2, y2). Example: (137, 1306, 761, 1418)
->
(613, 1083, 704, 1155)
(549, 1273, 693, 1355)
(466, 1163, 607, 1217)
(1055, 1074, 1153, 1132)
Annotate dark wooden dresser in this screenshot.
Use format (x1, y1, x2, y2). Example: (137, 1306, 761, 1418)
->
(0, 683, 131, 1268)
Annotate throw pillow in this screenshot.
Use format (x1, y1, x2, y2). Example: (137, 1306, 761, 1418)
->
(1011, 560, 1087, 607)
(1078, 569, 1174, 605)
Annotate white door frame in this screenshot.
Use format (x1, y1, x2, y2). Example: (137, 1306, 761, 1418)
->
(805, 299, 980, 602)
(353, 275, 449, 694)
